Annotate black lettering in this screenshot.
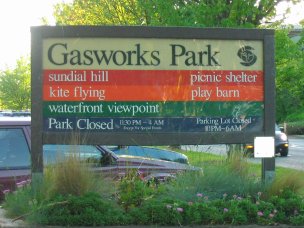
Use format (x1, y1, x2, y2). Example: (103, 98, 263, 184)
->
(135, 44, 149, 65)
(48, 43, 68, 65)
(198, 50, 208, 65)
(185, 51, 196, 66)
(170, 44, 220, 66)
(83, 50, 94, 65)
(170, 44, 185, 66)
(207, 45, 220, 66)
(126, 50, 136, 65)
(70, 50, 82, 65)
(47, 43, 161, 66)
(151, 51, 160, 66)
(93, 50, 114, 65)
(113, 50, 127, 65)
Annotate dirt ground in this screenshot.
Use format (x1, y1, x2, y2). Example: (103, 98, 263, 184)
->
(0, 207, 26, 227)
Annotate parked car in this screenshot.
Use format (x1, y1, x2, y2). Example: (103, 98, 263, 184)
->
(245, 124, 289, 157)
(0, 117, 197, 200)
(0, 111, 31, 117)
(110, 146, 189, 164)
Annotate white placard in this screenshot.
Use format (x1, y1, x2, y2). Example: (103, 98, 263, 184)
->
(254, 137, 275, 158)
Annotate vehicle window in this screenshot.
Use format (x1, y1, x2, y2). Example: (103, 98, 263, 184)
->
(112, 146, 189, 164)
(43, 145, 105, 165)
(275, 124, 280, 131)
(0, 128, 30, 169)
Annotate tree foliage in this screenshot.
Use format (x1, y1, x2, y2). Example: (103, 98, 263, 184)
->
(0, 57, 31, 110)
(52, 0, 304, 122)
(275, 29, 304, 121)
(53, 0, 298, 27)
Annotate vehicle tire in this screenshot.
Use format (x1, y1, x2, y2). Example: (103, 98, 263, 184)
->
(280, 148, 288, 157)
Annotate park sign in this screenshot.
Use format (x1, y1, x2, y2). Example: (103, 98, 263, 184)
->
(31, 26, 275, 153)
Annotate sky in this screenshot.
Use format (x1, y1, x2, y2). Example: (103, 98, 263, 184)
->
(0, 0, 303, 71)
(0, 0, 69, 70)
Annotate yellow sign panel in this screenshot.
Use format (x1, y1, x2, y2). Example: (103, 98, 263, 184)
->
(43, 38, 263, 70)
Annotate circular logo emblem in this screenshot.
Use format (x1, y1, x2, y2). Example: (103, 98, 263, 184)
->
(237, 46, 257, 66)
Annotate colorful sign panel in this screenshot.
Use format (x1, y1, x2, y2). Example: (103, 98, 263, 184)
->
(31, 26, 275, 151)
(42, 38, 264, 134)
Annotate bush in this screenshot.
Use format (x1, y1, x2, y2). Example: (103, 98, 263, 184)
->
(128, 199, 186, 225)
(3, 150, 117, 223)
(34, 193, 128, 226)
(3, 186, 39, 219)
(265, 170, 304, 197)
(285, 109, 304, 122)
(267, 189, 304, 224)
(159, 153, 264, 202)
(117, 169, 160, 212)
(284, 120, 304, 135)
(3, 148, 304, 226)
(44, 152, 114, 197)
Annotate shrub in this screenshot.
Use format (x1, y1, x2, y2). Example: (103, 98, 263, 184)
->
(117, 169, 161, 212)
(34, 193, 128, 226)
(265, 170, 304, 198)
(267, 189, 304, 224)
(4, 186, 38, 218)
(160, 152, 264, 202)
(43, 148, 118, 200)
(290, 215, 304, 226)
(3, 147, 117, 223)
(284, 120, 304, 135)
(3, 147, 304, 226)
(44, 153, 107, 197)
(285, 110, 304, 122)
(128, 199, 186, 225)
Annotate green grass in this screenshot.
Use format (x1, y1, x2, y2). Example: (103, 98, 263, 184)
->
(172, 147, 261, 177)
(183, 150, 225, 167)
(172, 146, 304, 184)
